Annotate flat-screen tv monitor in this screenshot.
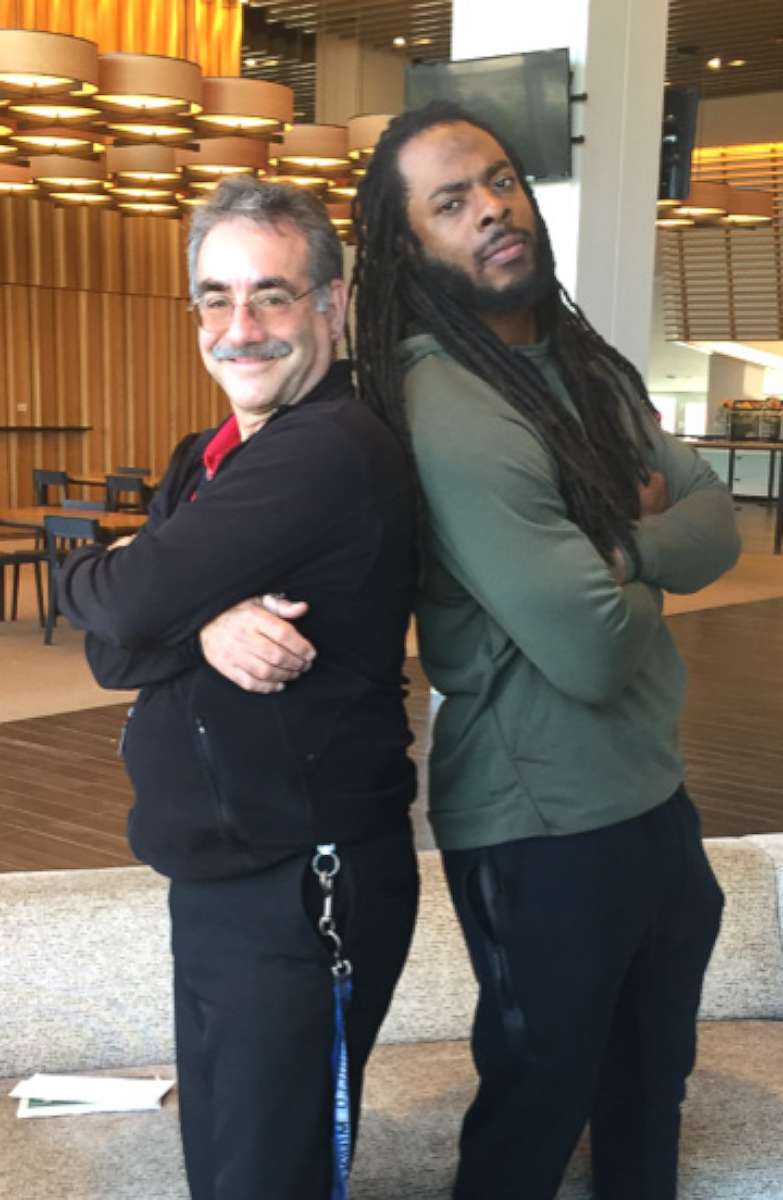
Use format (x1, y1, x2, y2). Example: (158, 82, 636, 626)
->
(659, 86, 699, 202)
(406, 49, 572, 182)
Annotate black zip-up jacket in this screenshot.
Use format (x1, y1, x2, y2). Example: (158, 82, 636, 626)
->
(58, 362, 417, 881)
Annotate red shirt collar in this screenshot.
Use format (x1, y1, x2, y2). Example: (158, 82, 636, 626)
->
(203, 414, 241, 480)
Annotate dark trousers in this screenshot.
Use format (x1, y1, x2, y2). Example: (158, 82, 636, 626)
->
(443, 787, 724, 1200)
(169, 825, 418, 1200)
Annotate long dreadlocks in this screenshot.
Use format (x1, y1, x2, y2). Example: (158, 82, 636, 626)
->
(351, 101, 657, 566)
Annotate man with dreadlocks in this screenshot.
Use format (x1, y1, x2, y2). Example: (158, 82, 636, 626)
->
(348, 102, 740, 1199)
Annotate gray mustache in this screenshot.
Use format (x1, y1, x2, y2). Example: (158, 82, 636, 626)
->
(211, 340, 292, 362)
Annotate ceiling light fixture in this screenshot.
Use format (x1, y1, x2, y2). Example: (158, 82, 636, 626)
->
(0, 163, 38, 193)
(95, 54, 202, 117)
(668, 181, 731, 219)
(94, 54, 202, 147)
(719, 188, 775, 227)
(271, 123, 350, 176)
(348, 114, 392, 163)
(177, 137, 270, 179)
(0, 30, 98, 99)
(10, 126, 104, 157)
(393, 37, 407, 48)
(30, 154, 106, 192)
(194, 78, 293, 137)
(116, 201, 180, 217)
(106, 144, 180, 186)
(706, 57, 722, 70)
(49, 190, 113, 207)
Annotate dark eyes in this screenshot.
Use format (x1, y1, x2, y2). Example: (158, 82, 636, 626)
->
(436, 175, 516, 214)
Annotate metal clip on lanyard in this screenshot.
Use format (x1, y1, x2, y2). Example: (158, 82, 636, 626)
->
(312, 844, 353, 1200)
(312, 844, 353, 980)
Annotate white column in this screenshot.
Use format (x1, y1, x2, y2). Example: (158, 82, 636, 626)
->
(451, 0, 668, 375)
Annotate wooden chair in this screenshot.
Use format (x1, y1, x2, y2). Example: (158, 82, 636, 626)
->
(42, 515, 100, 645)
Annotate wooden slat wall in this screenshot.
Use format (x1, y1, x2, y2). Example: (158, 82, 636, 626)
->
(661, 143, 783, 343)
(0, 197, 224, 508)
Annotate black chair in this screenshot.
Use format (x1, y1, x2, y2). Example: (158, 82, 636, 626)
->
(106, 473, 149, 513)
(43, 515, 100, 645)
(32, 468, 69, 505)
(115, 465, 151, 476)
(0, 541, 46, 625)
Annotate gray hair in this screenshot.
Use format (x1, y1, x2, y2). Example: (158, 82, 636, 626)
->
(187, 174, 343, 308)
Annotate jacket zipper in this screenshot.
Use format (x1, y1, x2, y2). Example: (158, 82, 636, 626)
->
(194, 716, 238, 842)
(117, 705, 135, 757)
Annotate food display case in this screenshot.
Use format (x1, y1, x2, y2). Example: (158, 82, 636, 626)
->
(721, 398, 783, 441)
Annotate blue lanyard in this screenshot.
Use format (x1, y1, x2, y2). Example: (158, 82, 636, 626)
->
(330, 972, 353, 1200)
(313, 844, 353, 1200)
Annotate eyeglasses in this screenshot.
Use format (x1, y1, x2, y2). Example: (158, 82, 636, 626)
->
(190, 283, 324, 333)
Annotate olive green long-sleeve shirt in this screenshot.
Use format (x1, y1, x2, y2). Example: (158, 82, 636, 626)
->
(401, 334, 741, 851)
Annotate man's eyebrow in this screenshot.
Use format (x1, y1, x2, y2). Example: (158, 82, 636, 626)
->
(427, 159, 514, 203)
(195, 275, 293, 294)
(485, 158, 512, 181)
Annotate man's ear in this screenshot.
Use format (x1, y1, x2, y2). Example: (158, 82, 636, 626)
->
(325, 278, 349, 343)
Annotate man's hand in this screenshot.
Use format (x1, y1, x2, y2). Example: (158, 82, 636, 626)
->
(638, 470, 669, 517)
(199, 595, 315, 693)
(107, 534, 136, 551)
(609, 546, 627, 586)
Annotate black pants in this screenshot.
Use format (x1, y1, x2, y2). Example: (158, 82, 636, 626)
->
(443, 787, 724, 1200)
(169, 825, 418, 1200)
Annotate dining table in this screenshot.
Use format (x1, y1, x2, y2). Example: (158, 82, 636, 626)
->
(0, 506, 148, 536)
(680, 438, 783, 554)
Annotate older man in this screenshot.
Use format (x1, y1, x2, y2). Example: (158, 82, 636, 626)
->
(58, 177, 418, 1200)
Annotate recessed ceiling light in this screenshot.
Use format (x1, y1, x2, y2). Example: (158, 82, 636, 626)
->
(728, 58, 747, 67)
(392, 37, 407, 48)
(246, 58, 259, 68)
(706, 57, 722, 70)
(263, 58, 280, 67)
(413, 37, 433, 46)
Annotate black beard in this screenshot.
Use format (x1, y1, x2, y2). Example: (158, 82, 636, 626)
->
(416, 228, 558, 317)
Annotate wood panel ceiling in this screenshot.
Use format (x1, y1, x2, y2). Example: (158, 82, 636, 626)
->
(241, 0, 783, 120)
(243, 0, 452, 64)
(666, 0, 783, 98)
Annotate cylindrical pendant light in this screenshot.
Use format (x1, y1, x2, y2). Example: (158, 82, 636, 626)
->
(272, 124, 350, 176)
(116, 200, 180, 218)
(670, 182, 732, 219)
(0, 30, 98, 99)
(106, 145, 180, 186)
(0, 163, 38, 193)
(177, 137, 269, 180)
(721, 188, 775, 227)
(95, 54, 202, 117)
(195, 78, 293, 137)
(96, 54, 201, 147)
(10, 126, 105, 157)
(347, 114, 392, 162)
(30, 154, 106, 192)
